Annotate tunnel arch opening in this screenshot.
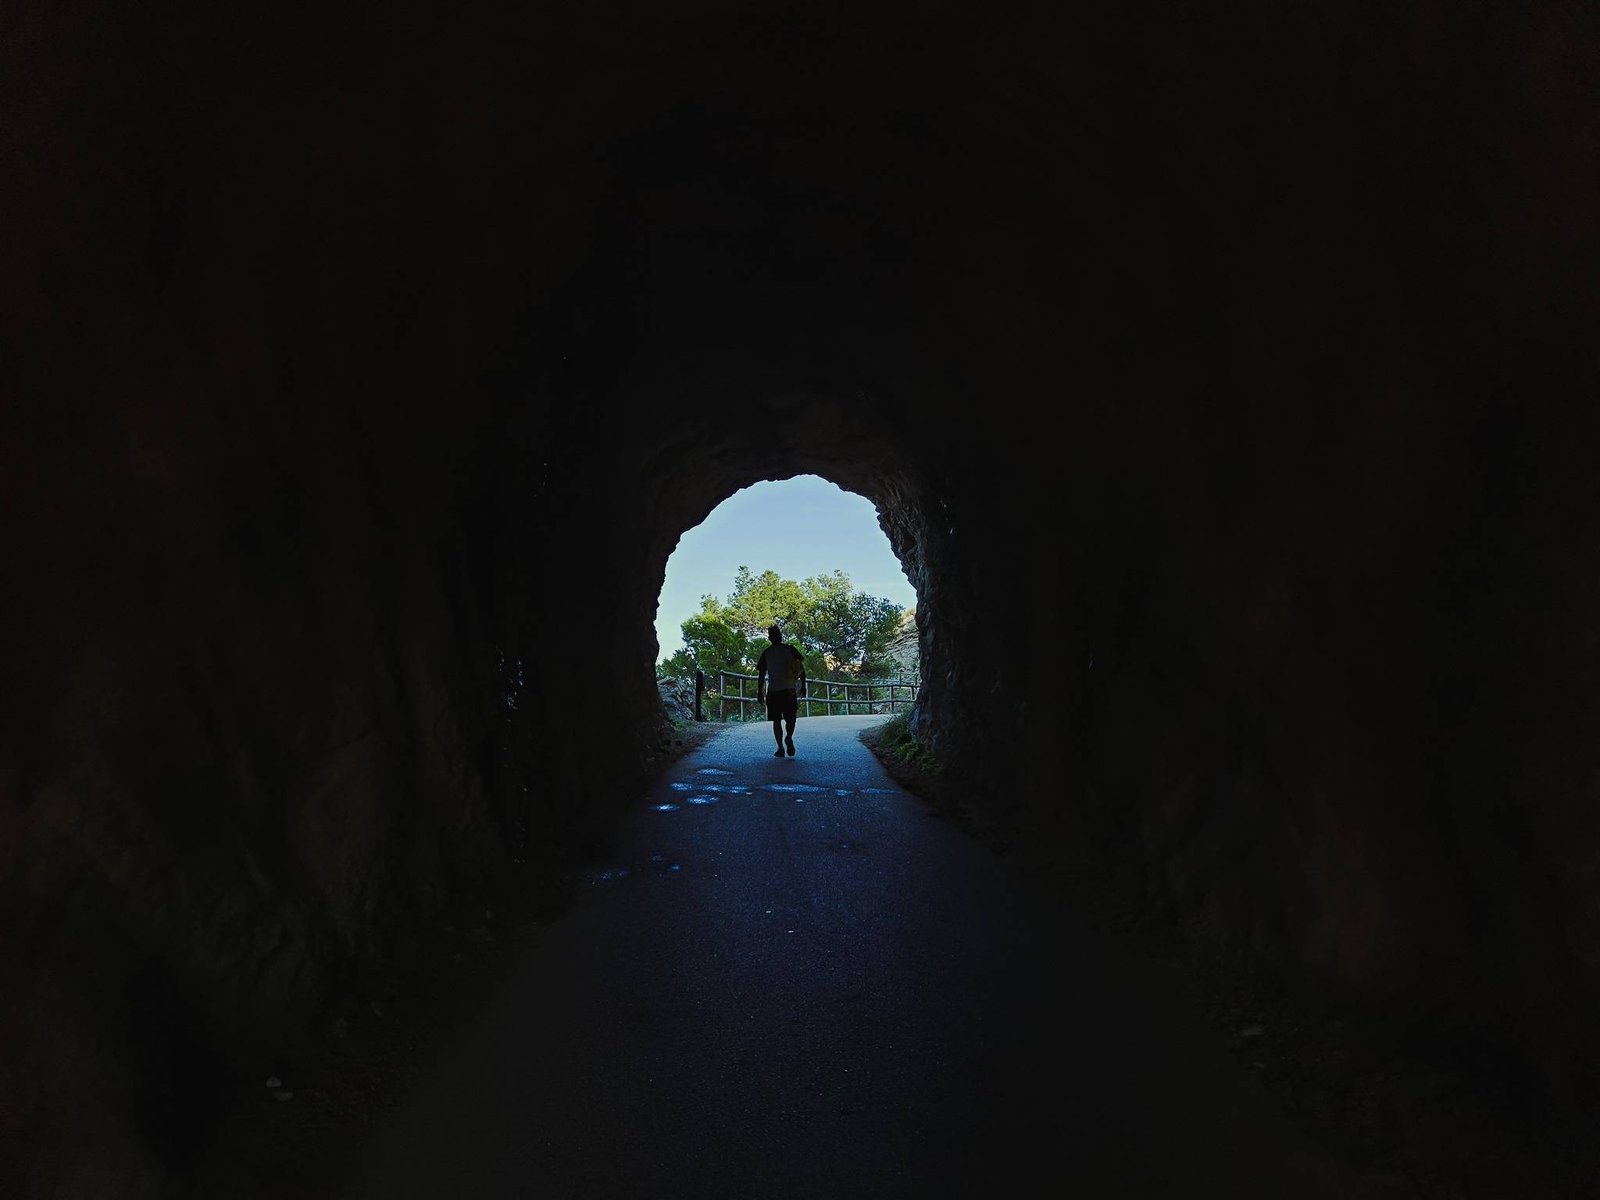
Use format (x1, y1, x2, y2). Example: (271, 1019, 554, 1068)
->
(652, 473, 921, 687)
(607, 388, 988, 774)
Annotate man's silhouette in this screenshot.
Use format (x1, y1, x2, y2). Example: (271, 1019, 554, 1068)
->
(755, 624, 807, 757)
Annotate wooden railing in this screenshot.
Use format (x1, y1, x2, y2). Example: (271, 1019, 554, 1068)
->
(709, 670, 920, 721)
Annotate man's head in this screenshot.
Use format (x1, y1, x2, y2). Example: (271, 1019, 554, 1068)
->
(767, 625, 782, 643)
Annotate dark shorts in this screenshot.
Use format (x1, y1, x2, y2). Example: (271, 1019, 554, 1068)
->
(765, 688, 799, 722)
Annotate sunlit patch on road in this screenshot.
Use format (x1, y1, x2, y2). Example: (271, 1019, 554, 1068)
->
(672, 780, 751, 794)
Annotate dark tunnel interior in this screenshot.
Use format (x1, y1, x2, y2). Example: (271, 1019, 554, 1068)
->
(3, 1, 1599, 1196)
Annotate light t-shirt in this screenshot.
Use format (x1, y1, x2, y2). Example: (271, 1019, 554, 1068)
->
(758, 644, 804, 692)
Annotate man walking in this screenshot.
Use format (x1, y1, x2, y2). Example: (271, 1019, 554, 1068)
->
(755, 624, 807, 757)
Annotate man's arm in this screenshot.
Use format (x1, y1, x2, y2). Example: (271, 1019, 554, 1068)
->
(755, 649, 767, 698)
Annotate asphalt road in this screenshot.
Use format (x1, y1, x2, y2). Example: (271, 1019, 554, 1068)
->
(336, 715, 1371, 1199)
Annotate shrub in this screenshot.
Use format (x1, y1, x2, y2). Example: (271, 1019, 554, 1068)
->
(874, 710, 941, 776)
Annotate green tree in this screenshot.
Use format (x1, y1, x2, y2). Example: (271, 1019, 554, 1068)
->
(659, 567, 913, 681)
(722, 567, 807, 636)
(658, 601, 764, 678)
(792, 571, 907, 676)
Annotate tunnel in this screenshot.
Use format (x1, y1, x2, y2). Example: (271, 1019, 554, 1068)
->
(4, 1, 1599, 1196)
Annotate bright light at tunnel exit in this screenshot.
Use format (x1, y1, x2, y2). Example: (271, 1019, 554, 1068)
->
(655, 475, 917, 660)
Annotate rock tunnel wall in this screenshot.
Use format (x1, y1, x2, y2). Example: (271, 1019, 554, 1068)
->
(4, 2, 1598, 1194)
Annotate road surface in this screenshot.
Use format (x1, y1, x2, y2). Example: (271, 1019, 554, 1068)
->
(333, 715, 1371, 1198)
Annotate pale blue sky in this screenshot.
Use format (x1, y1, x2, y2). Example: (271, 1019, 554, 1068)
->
(654, 475, 918, 660)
